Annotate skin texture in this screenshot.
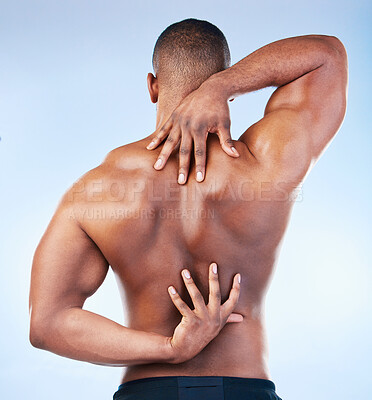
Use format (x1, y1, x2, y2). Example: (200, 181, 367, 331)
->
(29, 34, 348, 384)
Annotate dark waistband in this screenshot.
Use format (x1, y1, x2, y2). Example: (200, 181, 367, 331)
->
(117, 376, 276, 392)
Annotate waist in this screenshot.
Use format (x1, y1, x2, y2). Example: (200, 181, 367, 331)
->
(122, 319, 269, 384)
(114, 376, 277, 399)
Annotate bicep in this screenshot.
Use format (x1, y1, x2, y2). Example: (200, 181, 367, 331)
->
(29, 195, 109, 326)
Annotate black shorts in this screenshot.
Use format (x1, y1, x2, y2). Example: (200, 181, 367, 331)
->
(113, 376, 283, 399)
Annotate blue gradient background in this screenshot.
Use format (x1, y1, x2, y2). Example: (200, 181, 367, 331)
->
(0, 1, 371, 399)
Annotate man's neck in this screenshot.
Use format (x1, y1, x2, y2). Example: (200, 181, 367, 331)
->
(155, 108, 173, 131)
(155, 88, 193, 131)
(142, 106, 174, 143)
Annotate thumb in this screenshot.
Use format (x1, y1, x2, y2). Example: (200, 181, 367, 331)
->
(226, 313, 244, 323)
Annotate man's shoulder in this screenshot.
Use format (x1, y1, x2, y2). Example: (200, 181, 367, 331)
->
(63, 139, 155, 205)
(102, 138, 155, 171)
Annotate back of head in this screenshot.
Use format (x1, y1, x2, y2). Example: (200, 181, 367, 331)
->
(152, 18, 231, 94)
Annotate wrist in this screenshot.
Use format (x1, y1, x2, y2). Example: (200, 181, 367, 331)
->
(163, 336, 188, 364)
(200, 70, 233, 101)
(163, 336, 179, 364)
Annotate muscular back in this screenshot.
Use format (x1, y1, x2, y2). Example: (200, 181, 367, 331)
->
(69, 132, 303, 382)
(30, 35, 347, 383)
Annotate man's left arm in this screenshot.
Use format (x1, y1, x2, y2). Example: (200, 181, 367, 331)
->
(29, 188, 174, 366)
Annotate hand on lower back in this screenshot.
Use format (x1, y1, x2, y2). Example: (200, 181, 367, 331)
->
(166, 262, 243, 364)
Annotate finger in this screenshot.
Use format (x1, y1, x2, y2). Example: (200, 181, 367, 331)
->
(181, 269, 207, 313)
(178, 130, 192, 185)
(216, 124, 239, 158)
(226, 313, 244, 323)
(146, 117, 174, 150)
(168, 286, 193, 318)
(207, 262, 221, 315)
(153, 128, 181, 170)
(193, 130, 207, 182)
(220, 273, 241, 321)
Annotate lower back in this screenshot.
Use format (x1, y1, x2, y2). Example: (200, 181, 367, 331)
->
(79, 136, 292, 382)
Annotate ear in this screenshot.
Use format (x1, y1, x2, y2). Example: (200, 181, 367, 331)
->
(147, 73, 158, 104)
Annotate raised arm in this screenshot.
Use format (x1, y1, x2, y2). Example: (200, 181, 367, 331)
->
(147, 34, 347, 183)
(29, 184, 243, 366)
(215, 34, 348, 170)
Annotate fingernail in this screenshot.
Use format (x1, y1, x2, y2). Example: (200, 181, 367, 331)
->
(196, 171, 203, 182)
(178, 173, 185, 184)
(154, 158, 162, 169)
(183, 269, 191, 279)
(231, 146, 239, 156)
(147, 140, 155, 149)
(212, 263, 217, 274)
(169, 286, 176, 294)
(237, 274, 241, 283)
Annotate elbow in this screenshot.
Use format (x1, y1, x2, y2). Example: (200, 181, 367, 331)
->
(310, 34, 347, 63)
(29, 317, 49, 349)
(314, 35, 348, 80)
(29, 310, 70, 350)
(29, 328, 45, 349)
(328, 36, 347, 59)
(322, 35, 348, 63)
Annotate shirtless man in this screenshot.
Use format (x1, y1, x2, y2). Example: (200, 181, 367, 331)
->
(29, 18, 348, 400)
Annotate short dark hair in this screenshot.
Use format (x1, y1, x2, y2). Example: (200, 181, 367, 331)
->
(152, 18, 230, 90)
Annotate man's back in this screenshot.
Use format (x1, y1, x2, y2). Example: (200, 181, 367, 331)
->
(72, 133, 301, 383)
(29, 26, 347, 400)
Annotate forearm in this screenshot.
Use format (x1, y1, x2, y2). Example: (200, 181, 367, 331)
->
(30, 307, 173, 366)
(205, 34, 343, 99)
